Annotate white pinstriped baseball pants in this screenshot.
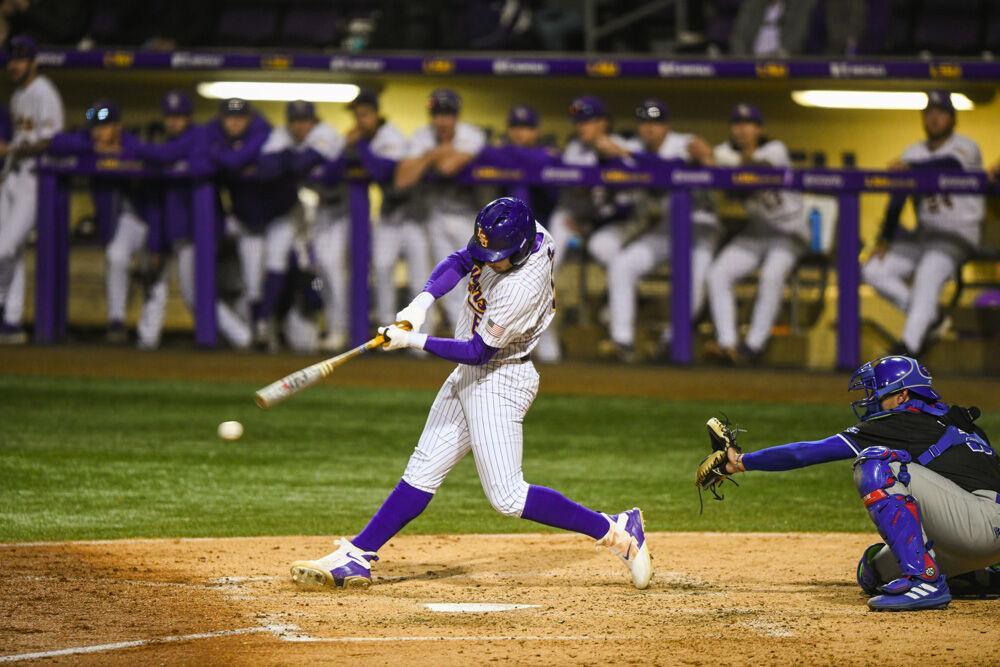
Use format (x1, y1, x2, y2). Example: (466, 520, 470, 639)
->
(402, 360, 540, 517)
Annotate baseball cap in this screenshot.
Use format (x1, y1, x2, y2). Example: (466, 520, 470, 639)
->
(86, 99, 121, 126)
(924, 89, 956, 114)
(569, 95, 607, 122)
(8, 35, 37, 60)
(286, 99, 316, 122)
(507, 105, 539, 128)
(636, 99, 669, 122)
(348, 88, 380, 111)
(161, 90, 193, 116)
(730, 103, 763, 124)
(428, 88, 461, 115)
(220, 97, 251, 116)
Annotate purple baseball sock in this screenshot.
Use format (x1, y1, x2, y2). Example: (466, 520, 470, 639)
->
(257, 270, 286, 320)
(352, 479, 434, 552)
(520, 485, 610, 540)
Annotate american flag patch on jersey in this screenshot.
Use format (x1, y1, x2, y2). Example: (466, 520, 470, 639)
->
(485, 319, 506, 337)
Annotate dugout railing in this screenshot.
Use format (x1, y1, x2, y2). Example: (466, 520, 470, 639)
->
(34, 156, 995, 369)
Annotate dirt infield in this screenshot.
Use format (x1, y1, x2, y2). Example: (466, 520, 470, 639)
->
(1, 533, 996, 665)
(2, 345, 999, 408)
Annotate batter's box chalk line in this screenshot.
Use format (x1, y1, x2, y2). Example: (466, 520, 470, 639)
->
(423, 602, 540, 613)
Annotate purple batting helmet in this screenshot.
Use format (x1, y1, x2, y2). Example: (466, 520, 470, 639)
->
(467, 197, 536, 266)
(161, 90, 193, 116)
(849, 355, 941, 421)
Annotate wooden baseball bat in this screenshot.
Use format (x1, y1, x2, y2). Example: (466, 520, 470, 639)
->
(254, 321, 411, 409)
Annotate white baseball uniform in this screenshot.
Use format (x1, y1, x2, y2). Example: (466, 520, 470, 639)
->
(402, 223, 555, 517)
(587, 132, 721, 347)
(0, 73, 63, 327)
(862, 133, 984, 353)
(537, 133, 635, 360)
(364, 123, 431, 328)
(708, 139, 806, 352)
(282, 123, 348, 341)
(405, 121, 486, 327)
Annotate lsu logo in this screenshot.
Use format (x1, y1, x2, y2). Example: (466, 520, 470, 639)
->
(467, 266, 487, 315)
(755, 62, 788, 78)
(587, 60, 619, 77)
(930, 63, 962, 79)
(263, 55, 292, 70)
(477, 226, 489, 248)
(103, 51, 134, 68)
(423, 58, 455, 74)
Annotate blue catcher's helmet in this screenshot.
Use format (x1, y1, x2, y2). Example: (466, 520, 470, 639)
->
(467, 197, 536, 266)
(849, 355, 941, 421)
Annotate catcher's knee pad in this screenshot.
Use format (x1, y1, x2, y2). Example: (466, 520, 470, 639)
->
(853, 447, 938, 583)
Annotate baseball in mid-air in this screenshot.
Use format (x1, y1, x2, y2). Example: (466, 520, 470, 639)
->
(217, 420, 244, 441)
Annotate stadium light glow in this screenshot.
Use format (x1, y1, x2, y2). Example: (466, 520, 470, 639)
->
(791, 90, 974, 111)
(197, 81, 360, 103)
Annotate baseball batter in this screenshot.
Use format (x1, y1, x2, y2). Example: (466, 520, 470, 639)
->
(291, 197, 652, 590)
(707, 103, 805, 363)
(0, 36, 63, 344)
(862, 90, 983, 356)
(587, 99, 718, 361)
(395, 89, 486, 329)
(698, 355, 1000, 611)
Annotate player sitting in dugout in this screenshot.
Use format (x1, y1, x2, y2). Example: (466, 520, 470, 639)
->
(863, 90, 984, 358)
(698, 355, 1000, 611)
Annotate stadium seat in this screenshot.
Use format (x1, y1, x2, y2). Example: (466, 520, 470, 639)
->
(279, 5, 344, 49)
(913, 0, 985, 55)
(215, 4, 282, 47)
(706, 0, 743, 52)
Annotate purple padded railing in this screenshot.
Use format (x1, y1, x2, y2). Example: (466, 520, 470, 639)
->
(35, 155, 994, 369)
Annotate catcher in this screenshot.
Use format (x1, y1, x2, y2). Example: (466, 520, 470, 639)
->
(696, 355, 1000, 611)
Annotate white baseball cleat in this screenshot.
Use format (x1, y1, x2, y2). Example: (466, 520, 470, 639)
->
(598, 508, 653, 589)
(290, 538, 378, 590)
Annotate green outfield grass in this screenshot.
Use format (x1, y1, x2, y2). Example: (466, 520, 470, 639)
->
(3, 373, 997, 541)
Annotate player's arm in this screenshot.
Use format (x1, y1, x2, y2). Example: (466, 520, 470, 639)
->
(433, 146, 477, 176)
(687, 136, 715, 166)
(378, 248, 477, 342)
(394, 148, 444, 189)
(725, 433, 859, 474)
(211, 118, 270, 171)
(356, 140, 398, 182)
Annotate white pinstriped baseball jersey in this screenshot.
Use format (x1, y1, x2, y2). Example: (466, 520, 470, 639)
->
(454, 222, 556, 362)
(10, 74, 63, 152)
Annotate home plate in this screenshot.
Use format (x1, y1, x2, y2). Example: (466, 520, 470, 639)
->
(424, 603, 540, 613)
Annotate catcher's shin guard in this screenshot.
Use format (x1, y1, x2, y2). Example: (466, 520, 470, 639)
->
(853, 447, 940, 587)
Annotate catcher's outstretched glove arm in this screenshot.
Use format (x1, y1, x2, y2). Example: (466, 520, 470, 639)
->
(696, 416, 744, 512)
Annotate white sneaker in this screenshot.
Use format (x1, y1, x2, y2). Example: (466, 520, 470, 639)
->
(597, 508, 653, 589)
(319, 331, 347, 353)
(290, 538, 378, 590)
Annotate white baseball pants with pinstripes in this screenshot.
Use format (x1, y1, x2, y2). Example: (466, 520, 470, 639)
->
(402, 360, 540, 517)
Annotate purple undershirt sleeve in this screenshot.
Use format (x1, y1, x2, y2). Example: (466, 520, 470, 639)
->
(423, 248, 475, 298)
(741, 434, 858, 472)
(423, 333, 498, 366)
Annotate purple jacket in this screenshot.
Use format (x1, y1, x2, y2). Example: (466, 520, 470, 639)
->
(49, 129, 159, 247)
